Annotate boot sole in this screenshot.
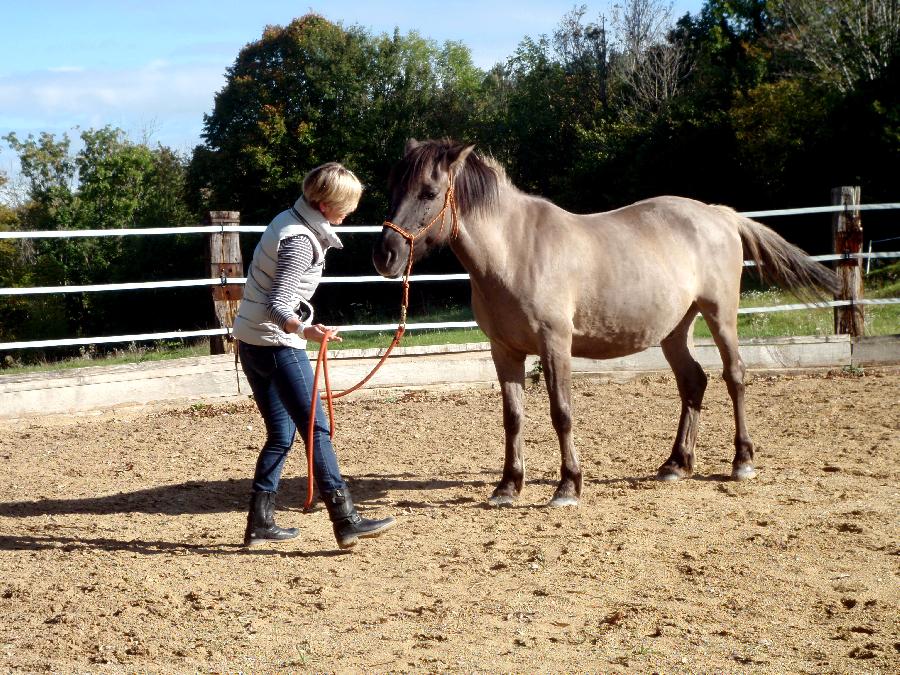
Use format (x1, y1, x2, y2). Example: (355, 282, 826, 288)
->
(243, 536, 299, 548)
(337, 519, 396, 550)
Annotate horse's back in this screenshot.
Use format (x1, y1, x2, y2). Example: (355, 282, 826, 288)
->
(474, 192, 746, 359)
(555, 196, 744, 358)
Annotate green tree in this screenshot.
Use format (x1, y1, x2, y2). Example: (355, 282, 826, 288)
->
(672, 0, 778, 109)
(730, 78, 834, 196)
(4, 131, 78, 233)
(0, 162, 28, 346)
(192, 14, 489, 225)
(196, 15, 375, 222)
(190, 13, 493, 325)
(3, 128, 197, 352)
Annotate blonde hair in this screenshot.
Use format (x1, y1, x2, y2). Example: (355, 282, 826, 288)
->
(302, 162, 363, 214)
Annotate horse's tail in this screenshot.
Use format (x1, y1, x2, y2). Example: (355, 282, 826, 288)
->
(714, 205, 840, 300)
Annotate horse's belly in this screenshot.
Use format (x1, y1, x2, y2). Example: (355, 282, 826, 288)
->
(474, 281, 693, 360)
(571, 303, 691, 359)
(571, 332, 661, 360)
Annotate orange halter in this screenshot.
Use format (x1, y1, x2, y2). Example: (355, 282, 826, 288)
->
(381, 171, 460, 324)
(302, 171, 460, 511)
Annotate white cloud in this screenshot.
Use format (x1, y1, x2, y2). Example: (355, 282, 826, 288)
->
(0, 61, 227, 149)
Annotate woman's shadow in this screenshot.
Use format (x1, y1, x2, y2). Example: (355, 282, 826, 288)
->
(0, 473, 486, 557)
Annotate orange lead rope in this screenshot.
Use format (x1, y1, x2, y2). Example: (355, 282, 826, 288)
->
(303, 324, 405, 511)
(302, 172, 458, 512)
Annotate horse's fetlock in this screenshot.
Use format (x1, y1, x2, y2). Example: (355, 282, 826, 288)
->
(492, 479, 521, 502)
(734, 437, 755, 463)
(572, 473, 583, 496)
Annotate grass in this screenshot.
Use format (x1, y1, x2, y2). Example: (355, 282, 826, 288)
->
(692, 260, 900, 339)
(311, 303, 486, 351)
(315, 326, 487, 351)
(695, 288, 900, 339)
(1, 341, 210, 375)
(3, 263, 898, 375)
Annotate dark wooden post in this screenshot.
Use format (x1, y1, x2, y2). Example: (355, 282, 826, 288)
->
(831, 186, 864, 336)
(207, 211, 243, 355)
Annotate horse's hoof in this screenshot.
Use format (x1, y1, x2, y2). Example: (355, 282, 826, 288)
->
(732, 465, 757, 481)
(547, 495, 579, 508)
(656, 467, 690, 481)
(488, 494, 517, 507)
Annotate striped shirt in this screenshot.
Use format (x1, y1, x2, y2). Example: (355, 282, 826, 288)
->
(266, 234, 315, 330)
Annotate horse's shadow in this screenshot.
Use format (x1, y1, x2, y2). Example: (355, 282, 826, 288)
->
(0, 471, 727, 520)
(690, 473, 735, 483)
(0, 472, 735, 555)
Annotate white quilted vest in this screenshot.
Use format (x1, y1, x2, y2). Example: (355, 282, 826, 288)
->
(233, 197, 343, 348)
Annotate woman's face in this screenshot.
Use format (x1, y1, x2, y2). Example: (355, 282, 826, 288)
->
(319, 202, 351, 225)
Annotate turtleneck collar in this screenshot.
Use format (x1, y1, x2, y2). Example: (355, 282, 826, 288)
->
(291, 196, 344, 250)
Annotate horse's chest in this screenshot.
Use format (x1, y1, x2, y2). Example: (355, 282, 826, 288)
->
(471, 290, 538, 342)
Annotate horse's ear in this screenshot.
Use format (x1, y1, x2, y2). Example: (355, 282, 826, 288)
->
(404, 138, 420, 156)
(448, 144, 476, 175)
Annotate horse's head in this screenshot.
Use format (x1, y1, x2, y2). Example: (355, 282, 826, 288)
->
(373, 138, 481, 278)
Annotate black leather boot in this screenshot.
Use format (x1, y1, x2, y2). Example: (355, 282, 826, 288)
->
(243, 491, 299, 547)
(323, 488, 395, 550)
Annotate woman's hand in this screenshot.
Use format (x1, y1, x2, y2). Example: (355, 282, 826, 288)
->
(302, 323, 343, 344)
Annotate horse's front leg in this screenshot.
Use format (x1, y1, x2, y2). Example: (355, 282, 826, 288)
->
(541, 335, 582, 507)
(488, 342, 526, 506)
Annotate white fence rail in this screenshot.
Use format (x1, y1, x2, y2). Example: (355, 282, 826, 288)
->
(1, 203, 898, 351)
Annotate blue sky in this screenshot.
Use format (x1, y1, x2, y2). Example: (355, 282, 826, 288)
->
(1, 0, 702, 189)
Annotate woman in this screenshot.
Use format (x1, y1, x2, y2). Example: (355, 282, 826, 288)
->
(233, 162, 395, 549)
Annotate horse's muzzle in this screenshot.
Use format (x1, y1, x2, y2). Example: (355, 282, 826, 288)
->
(372, 230, 407, 278)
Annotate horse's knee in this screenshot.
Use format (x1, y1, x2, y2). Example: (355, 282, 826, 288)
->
(695, 364, 709, 390)
(502, 406, 524, 436)
(684, 364, 708, 407)
(550, 403, 573, 435)
(722, 357, 746, 385)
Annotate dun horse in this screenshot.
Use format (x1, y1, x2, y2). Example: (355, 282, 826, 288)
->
(373, 139, 839, 507)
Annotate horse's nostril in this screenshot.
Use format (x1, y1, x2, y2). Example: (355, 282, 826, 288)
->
(374, 244, 398, 276)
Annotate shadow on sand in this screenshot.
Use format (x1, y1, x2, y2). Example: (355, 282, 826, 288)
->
(0, 474, 492, 519)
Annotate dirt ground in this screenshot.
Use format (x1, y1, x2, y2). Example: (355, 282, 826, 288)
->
(0, 368, 897, 673)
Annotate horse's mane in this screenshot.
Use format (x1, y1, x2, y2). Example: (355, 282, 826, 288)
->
(390, 139, 504, 219)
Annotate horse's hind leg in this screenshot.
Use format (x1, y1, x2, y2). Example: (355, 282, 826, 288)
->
(697, 299, 757, 480)
(657, 306, 708, 481)
(540, 333, 582, 507)
(488, 342, 527, 506)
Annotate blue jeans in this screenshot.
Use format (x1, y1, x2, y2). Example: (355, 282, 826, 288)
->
(239, 342, 346, 495)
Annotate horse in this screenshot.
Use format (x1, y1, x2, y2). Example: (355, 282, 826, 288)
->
(373, 139, 840, 507)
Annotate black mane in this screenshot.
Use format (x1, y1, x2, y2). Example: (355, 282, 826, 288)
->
(389, 139, 501, 218)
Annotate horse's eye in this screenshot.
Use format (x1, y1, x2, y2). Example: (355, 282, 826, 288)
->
(419, 189, 437, 201)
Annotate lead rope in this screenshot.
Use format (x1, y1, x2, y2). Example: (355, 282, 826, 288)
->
(302, 172, 459, 511)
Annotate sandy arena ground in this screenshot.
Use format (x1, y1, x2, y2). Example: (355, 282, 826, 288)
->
(0, 369, 898, 673)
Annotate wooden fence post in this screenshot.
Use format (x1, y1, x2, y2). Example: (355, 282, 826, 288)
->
(831, 186, 864, 336)
(207, 211, 243, 355)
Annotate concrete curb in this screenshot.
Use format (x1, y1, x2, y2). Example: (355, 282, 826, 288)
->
(1, 335, 897, 419)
